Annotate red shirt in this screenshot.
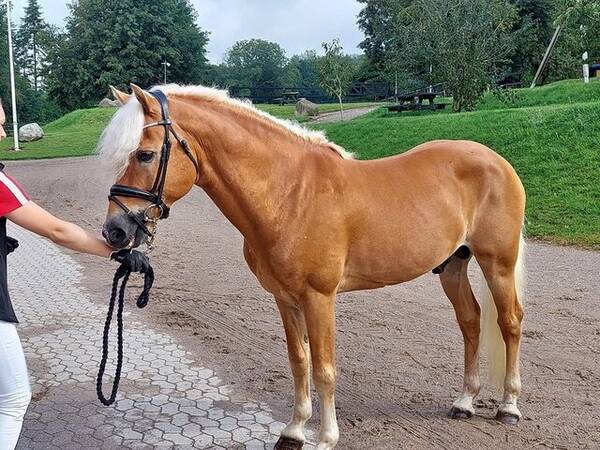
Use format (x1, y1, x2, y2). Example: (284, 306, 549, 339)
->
(0, 171, 30, 216)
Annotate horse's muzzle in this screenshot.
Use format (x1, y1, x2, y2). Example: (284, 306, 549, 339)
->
(102, 211, 146, 249)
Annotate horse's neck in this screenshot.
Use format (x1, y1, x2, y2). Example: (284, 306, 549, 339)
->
(186, 106, 307, 242)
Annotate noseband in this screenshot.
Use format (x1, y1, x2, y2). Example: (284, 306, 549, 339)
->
(109, 89, 199, 248)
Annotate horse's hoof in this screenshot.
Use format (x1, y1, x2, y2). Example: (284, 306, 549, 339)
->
(449, 406, 473, 420)
(274, 436, 304, 450)
(496, 410, 520, 425)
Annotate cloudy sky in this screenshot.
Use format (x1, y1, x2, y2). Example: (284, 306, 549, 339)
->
(11, 0, 366, 63)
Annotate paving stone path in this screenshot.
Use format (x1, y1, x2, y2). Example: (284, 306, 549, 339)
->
(9, 225, 312, 449)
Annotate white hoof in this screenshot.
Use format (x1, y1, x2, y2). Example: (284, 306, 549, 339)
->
(450, 395, 475, 419)
(496, 402, 521, 425)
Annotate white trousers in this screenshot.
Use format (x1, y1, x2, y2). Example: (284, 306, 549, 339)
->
(0, 321, 31, 450)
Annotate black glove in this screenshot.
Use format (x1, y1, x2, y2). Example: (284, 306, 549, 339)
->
(110, 249, 151, 273)
(6, 237, 19, 255)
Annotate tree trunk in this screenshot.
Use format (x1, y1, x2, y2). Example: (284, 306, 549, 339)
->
(338, 94, 344, 121)
(452, 96, 462, 113)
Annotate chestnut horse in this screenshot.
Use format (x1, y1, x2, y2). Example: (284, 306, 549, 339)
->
(100, 84, 526, 450)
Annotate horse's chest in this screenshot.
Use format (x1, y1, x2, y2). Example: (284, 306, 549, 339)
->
(242, 241, 300, 298)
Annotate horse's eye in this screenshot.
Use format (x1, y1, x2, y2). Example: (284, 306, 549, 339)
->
(137, 151, 155, 163)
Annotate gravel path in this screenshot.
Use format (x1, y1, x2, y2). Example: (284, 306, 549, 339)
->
(6, 156, 600, 449)
(310, 106, 378, 123)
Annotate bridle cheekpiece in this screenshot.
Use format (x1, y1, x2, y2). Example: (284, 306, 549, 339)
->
(108, 89, 199, 249)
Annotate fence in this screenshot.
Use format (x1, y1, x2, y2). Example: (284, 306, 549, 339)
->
(229, 81, 390, 104)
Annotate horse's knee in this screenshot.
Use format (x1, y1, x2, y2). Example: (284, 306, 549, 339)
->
(289, 355, 309, 379)
(313, 364, 336, 393)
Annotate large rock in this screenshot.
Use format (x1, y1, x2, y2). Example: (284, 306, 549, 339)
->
(295, 98, 319, 117)
(99, 98, 119, 108)
(18, 123, 44, 142)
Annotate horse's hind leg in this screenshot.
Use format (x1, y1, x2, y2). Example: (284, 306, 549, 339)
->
(274, 298, 312, 450)
(474, 234, 525, 424)
(438, 249, 481, 419)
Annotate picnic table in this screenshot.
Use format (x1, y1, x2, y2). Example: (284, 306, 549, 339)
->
(273, 91, 300, 105)
(387, 86, 447, 113)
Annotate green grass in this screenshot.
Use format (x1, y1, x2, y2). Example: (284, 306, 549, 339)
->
(0, 108, 116, 159)
(477, 78, 600, 110)
(318, 102, 600, 248)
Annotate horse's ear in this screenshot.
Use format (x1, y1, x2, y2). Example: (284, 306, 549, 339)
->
(110, 85, 131, 105)
(130, 83, 159, 115)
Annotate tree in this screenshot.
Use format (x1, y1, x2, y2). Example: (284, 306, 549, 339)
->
(285, 50, 319, 88)
(318, 39, 354, 119)
(46, 0, 209, 110)
(396, 0, 517, 111)
(14, 0, 55, 91)
(0, 3, 11, 110)
(224, 39, 288, 89)
(0, 3, 61, 126)
(543, 0, 600, 82)
(357, 0, 408, 71)
(508, 0, 554, 82)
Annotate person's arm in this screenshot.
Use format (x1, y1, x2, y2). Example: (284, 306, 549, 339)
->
(6, 201, 113, 258)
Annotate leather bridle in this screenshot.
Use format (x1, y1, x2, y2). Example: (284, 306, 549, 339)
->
(108, 89, 199, 248)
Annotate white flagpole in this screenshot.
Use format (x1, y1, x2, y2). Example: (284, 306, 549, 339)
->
(6, 0, 20, 150)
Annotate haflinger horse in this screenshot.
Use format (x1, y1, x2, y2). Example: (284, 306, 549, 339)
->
(99, 84, 526, 450)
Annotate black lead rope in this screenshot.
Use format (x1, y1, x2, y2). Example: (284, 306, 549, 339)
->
(96, 263, 155, 406)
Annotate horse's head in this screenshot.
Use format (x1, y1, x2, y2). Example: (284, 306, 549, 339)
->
(100, 84, 199, 249)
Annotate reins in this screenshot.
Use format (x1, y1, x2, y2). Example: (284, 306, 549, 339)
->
(96, 259, 154, 406)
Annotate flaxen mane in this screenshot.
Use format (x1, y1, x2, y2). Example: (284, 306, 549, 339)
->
(97, 84, 353, 174)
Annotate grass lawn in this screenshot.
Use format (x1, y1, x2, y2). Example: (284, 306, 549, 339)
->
(319, 102, 600, 249)
(477, 78, 600, 110)
(0, 108, 116, 159)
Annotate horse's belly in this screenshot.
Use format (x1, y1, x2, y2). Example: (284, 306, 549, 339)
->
(340, 213, 466, 292)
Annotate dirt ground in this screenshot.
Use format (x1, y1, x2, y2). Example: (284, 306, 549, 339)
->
(6, 157, 600, 449)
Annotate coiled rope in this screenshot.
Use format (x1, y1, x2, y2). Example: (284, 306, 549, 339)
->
(96, 263, 154, 406)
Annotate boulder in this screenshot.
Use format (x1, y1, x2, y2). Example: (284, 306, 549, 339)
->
(99, 98, 120, 108)
(18, 123, 44, 142)
(295, 98, 319, 117)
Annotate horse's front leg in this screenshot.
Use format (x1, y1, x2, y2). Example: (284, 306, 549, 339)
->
(274, 298, 312, 450)
(302, 289, 339, 450)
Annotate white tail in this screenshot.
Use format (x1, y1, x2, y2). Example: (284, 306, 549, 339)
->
(480, 233, 526, 389)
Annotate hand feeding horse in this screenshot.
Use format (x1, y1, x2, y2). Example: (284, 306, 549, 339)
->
(99, 84, 526, 450)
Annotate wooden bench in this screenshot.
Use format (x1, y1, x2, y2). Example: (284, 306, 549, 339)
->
(387, 88, 447, 113)
(387, 103, 447, 113)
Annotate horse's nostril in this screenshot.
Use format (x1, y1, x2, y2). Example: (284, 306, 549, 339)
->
(108, 227, 127, 246)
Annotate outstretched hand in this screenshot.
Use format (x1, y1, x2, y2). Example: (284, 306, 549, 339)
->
(6, 237, 19, 255)
(110, 249, 151, 273)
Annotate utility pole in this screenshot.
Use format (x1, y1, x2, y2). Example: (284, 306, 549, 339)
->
(6, 0, 20, 150)
(162, 61, 171, 84)
(531, 26, 562, 89)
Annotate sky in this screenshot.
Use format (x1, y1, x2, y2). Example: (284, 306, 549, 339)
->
(11, 0, 366, 63)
